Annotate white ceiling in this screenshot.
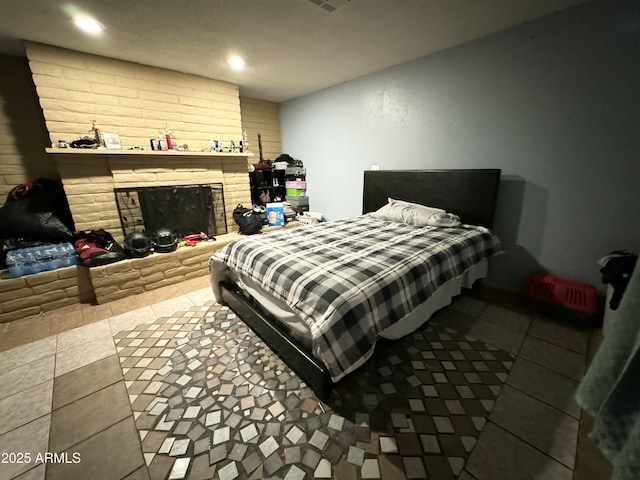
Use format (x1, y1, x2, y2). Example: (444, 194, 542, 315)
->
(0, 0, 587, 103)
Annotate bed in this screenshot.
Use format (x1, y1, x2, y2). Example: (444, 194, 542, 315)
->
(209, 169, 502, 400)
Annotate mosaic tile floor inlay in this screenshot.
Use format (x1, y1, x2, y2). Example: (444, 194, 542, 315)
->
(114, 301, 514, 479)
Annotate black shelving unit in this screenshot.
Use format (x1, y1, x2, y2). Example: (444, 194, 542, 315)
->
(249, 168, 286, 206)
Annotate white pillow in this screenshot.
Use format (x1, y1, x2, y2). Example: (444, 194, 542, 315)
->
(388, 198, 445, 222)
(369, 203, 412, 224)
(371, 198, 461, 227)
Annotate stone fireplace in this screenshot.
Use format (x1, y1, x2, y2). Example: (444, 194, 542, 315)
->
(23, 41, 263, 243)
(25, 41, 255, 242)
(49, 150, 251, 244)
(33, 149, 253, 306)
(0, 43, 283, 322)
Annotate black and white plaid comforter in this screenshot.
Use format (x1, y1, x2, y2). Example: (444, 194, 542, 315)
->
(210, 215, 502, 381)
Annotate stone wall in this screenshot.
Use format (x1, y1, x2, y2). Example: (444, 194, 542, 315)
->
(24, 42, 251, 236)
(25, 42, 243, 151)
(23, 43, 284, 240)
(0, 53, 58, 199)
(240, 97, 282, 161)
(0, 266, 93, 323)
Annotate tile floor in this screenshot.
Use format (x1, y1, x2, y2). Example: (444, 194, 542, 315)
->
(0, 277, 612, 480)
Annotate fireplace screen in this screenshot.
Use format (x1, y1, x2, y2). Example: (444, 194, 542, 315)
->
(114, 183, 226, 239)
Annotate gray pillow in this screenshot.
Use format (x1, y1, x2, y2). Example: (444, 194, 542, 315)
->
(371, 198, 461, 227)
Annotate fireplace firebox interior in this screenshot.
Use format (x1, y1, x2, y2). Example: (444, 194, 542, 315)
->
(114, 183, 226, 240)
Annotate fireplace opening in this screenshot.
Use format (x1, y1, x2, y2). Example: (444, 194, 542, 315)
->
(114, 183, 227, 239)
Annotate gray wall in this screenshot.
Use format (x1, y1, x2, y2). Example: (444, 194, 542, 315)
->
(280, 1, 640, 292)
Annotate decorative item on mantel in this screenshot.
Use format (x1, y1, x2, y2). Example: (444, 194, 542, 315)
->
(209, 137, 245, 155)
(46, 126, 254, 156)
(66, 118, 105, 149)
(243, 130, 250, 153)
(103, 132, 122, 150)
(91, 119, 105, 148)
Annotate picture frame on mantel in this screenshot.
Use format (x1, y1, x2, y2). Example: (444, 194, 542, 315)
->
(103, 132, 122, 150)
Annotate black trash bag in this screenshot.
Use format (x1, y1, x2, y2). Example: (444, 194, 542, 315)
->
(0, 202, 73, 241)
(233, 204, 262, 235)
(0, 178, 74, 241)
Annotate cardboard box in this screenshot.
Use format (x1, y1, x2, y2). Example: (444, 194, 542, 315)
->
(266, 202, 285, 226)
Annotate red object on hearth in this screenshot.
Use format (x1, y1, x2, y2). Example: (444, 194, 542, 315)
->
(183, 232, 208, 246)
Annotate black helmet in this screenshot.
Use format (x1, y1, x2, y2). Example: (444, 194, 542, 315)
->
(124, 231, 152, 258)
(153, 228, 178, 253)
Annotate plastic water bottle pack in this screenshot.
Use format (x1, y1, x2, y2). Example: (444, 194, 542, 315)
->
(6, 242, 78, 278)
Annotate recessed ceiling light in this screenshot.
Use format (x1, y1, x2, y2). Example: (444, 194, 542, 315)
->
(74, 16, 104, 35)
(228, 56, 245, 71)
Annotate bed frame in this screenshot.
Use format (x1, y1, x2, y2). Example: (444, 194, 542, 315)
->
(219, 169, 501, 400)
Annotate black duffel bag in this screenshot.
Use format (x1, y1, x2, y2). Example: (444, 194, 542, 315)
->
(233, 204, 262, 235)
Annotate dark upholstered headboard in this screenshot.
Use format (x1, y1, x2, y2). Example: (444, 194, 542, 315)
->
(362, 169, 501, 228)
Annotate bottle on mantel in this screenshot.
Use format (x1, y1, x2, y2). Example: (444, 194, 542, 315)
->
(149, 134, 159, 151)
(158, 133, 168, 151)
(164, 126, 173, 150)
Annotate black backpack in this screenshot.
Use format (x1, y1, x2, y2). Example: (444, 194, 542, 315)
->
(233, 204, 262, 235)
